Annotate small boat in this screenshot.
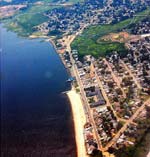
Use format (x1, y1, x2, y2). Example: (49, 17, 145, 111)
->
(66, 77, 75, 82)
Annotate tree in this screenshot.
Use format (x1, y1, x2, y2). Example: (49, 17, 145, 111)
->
(108, 81, 114, 88)
(115, 88, 123, 95)
(122, 77, 132, 86)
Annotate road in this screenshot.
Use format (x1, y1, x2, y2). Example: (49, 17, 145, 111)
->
(63, 28, 103, 151)
(91, 62, 150, 151)
(64, 38, 147, 153)
(70, 52, 103, 151)
(104, 59, 126, 97)
(104, 97, 150, 151)
(58, 21, 149, 156)
(90, 63, 119, 122)
(60, 24, 89, 53)
(120, 60, 142, 89)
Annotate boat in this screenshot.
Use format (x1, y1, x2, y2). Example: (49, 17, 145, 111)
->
(66, 77, 75, 82)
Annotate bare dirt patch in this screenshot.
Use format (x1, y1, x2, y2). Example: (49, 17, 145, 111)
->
(99, 32, 132, 43)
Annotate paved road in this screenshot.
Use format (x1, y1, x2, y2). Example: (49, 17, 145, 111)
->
(63, 34, 103, 150)
(70, 55, 103, 150)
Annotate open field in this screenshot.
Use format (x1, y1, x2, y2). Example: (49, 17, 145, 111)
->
(71, 8, 150, 58)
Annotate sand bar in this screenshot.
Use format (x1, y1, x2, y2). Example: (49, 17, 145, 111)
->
(67, 88, 88, 157)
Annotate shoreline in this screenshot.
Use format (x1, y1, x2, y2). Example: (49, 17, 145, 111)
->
(41, 33, 88, 156)
(29, 33, 89, 157)
(67, 87, 88, 157)
(47, 34, 88, 157)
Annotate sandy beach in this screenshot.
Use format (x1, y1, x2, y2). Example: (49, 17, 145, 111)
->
(29, 35, 49, 39)
(147, 152, 150, 157)
(67, 88, 88, 157)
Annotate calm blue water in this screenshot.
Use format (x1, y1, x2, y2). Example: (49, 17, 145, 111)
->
(1, 25, 76, 157)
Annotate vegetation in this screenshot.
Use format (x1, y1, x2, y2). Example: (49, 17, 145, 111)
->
(133, 128, 150, 157)
(114, 128, 150, 157)
(71, 8, 150, 58)
(6, 13, 48, 36)
(114, 114, 150, 157)
(4, 4, 54, 36)
(48, 29, 62, 36)
(3, 0, 83, 37)
(90, 150, 103, 157)
(72, 39, 127, 58)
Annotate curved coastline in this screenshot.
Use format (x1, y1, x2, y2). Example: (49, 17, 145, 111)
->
(47, 36, 88, 157)
(39, 34, 86, 156)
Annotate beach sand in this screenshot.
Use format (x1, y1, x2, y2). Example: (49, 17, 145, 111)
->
(67, 88, 88, 157)
(29, 35, 49, 39)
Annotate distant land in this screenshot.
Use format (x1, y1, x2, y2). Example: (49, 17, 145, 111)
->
(0, 0, 84, 36)
(0, 0, 83, 5)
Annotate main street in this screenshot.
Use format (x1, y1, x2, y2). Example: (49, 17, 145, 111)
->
(62, 29, 104, 151)
(69, 51, 103, 151)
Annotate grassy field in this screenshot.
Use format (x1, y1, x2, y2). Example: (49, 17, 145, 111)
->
(71, 8, 150, 58)
(5, 4, 55, 36)
(4, 0, 84, 36)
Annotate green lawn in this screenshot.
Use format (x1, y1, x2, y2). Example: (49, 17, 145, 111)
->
(71, 8, 150, 58)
